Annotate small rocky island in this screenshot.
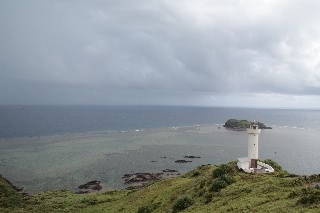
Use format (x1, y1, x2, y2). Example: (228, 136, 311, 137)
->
(223, 119, 272, 131)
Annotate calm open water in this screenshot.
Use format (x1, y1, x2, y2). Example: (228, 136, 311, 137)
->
(0, 106, 320, 194)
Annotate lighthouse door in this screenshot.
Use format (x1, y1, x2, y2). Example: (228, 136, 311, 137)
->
(251, 159, 257, 169)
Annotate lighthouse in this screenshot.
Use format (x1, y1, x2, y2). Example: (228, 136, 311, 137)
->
(237, 121, 274, 173)
(247, 122, 261, 168)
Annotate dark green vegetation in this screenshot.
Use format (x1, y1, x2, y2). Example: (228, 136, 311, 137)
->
(224, 119, 272, 130)
(0, 176, 25, 209)
(224, 119, 251, 129)
(172, 196, 194, 213)
(1, 159, 320, 212)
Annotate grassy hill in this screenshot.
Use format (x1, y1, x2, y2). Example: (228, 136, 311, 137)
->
(1, 160, 320, 212)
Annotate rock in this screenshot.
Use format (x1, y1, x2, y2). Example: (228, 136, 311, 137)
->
(122, 174, 131, 179)
(78, 180, 102, 191)
(257, 122, 272, 129)
(183, 156, 201, 159)
(162, 169, 179, 173)
(223, 119, 272, 130)
(175, 160, 192, 163)
(122, 172, 163, 184)
(91, 184, 102, 190)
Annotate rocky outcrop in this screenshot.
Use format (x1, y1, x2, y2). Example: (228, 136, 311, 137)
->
(175, 160, 192, 163)
(122, 173, 163, 184)
(78, 180, 102, 192)
(162, 169, 179, 173)
(257, 122, 272, 129)
(223, 119, 272, 130)
(184, 156, 201, 159)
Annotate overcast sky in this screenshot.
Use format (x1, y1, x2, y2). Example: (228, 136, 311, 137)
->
(1, 1, 320, 108)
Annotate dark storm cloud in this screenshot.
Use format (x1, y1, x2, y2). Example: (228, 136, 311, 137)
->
(1, 0, 320, 107)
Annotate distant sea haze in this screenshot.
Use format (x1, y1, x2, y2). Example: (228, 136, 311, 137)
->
(0, 106, 320, 138)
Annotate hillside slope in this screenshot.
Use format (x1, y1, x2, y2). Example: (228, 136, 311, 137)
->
(1, 160, 320, 213)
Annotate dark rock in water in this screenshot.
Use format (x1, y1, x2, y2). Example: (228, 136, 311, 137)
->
(122, 172, 163, 184)
(162, 169, 179, 173)
(183, 156, 201, 159)
(257, 122, 272, 129)
(175, 160, 192, 163)
(160, 157, 167, 159)
(78, 180, 102, 191)
(122, 174, 131, 179)
(91, 184, 102, 190)
(150, 160, 157, 163)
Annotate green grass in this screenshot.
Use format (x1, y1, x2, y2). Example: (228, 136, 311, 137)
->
(1, 160, 320, 212)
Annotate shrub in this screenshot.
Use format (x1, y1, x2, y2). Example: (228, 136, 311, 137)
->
(287, 173, 299, 178)
(203, 193, 213, 204)
(192, 171, 200, 177)
(172, 196, 194, 213)
(278, 171, 287, 178)
(297, 190, 320, 205)
(212, 164, 231, 178)
(137, 202, 161, 213)
(0, 180, 25, 208)
(288, 191, 298, 199)
(210, 178, 228, 192)
(219, 174, 235, 185)
(80, 197, 100, 205)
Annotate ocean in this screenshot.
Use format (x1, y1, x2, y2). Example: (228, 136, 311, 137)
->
(0, 106, 320, 194)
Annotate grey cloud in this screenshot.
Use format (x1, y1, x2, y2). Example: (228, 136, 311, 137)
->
(1, 0, 320, 107)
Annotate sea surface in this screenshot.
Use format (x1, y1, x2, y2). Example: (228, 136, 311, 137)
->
(0, 106, 320, 194)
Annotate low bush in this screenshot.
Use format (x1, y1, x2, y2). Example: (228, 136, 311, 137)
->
(212, 164, 232, 178)
(203, 193, 213, 204)
(297, 189, 320, 206)
(288, 191, 298, 199)
(219, 174, 235, 185)
(210, 178, 228, 192)
(137, 202, 161, 213)
(80, 197, 100, 205)
(0, 180, 25, 208)
(172, 196, 194, 213)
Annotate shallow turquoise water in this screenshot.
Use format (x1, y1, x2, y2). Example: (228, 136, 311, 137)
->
(0, 124, 319, 194)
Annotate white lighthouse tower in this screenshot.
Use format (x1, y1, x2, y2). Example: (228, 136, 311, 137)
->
(237, 121, 274, 173)
(247, 122, 261, 168)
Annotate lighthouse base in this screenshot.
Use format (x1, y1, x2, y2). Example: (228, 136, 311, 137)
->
(237, 157, 275, 173)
